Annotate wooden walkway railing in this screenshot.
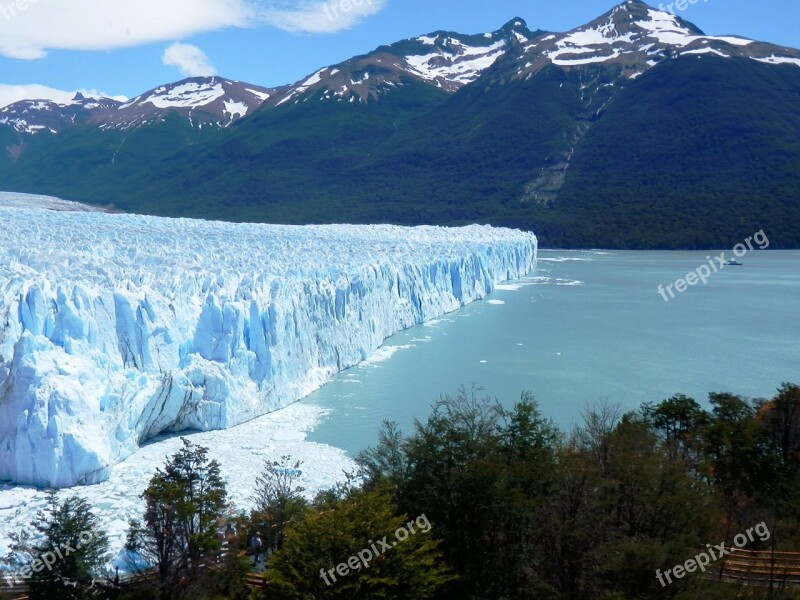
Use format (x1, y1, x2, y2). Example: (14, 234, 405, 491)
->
(709, 548, 800, 589)
(8, 547, 800, 597)
(1, 556, 269, 600)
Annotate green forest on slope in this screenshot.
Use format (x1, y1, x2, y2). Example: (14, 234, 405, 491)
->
(1, 58, 799, 248)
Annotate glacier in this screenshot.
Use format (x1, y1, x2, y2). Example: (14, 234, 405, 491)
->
(0, 194, 537, 488)
(0, 401, 357, 560)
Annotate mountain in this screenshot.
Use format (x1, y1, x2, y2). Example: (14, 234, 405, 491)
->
(107, 77, 278, 129)
(262, 18, 537, 106)
(0, 93, 122, 134)
(0, 77, 277, 133)
(1, 0, 800, 248)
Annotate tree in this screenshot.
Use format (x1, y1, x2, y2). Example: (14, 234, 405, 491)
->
(126, 438, 227, 600)
(761, 383, 800, 470)
(641, 394, 707, 461)
(572, 401, 622, 475)
(706, 394, 765, 487)
(496, 393, 561, 598)
(3, 491, 110, 600)
(398, 387, 562, 599)
(266, 487, 453, 599)
(250, 455, 308, 557)
(401, 386, 505, 597)
(356, 420, 409, 502)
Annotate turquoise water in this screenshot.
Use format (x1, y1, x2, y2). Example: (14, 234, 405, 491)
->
(302, 250, 800, 455)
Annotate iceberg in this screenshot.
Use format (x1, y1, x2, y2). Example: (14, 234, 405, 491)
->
(0, 195, 537, 487)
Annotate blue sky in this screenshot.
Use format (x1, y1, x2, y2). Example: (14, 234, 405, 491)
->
(0, 0, 798, 105)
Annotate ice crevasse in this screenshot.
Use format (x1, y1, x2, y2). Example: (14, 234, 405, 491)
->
(0, 201, 537, 487)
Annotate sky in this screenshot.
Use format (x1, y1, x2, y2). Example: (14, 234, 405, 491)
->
(0, 0, 799, 107)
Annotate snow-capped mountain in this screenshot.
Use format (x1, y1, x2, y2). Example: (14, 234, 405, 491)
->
(3, 2, 800, 132)
(264, 18, 537, 106)
(255, 1, 800, 107)
(0, 77, 277, 134)
(504, 0, 800, 82)
(104, 77, 280, 130)
(0, 93, 122, 134)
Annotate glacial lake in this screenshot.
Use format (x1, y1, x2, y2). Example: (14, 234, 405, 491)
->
(303, 249, 800, 453)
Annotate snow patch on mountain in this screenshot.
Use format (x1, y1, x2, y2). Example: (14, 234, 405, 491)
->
(404, 40, 507, 87)
(223, 100, 248, 119)
(552, 50, 623, 66)
(682, 47, 731, 58)
(139, 81, 227, 109)
(246, 88, 271, 101)
(634, 9, 752, 48)
(0, 117, 52, 135)
(753, 54, 800, 67)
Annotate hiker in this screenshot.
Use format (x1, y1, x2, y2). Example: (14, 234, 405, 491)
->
(249, 534, 264, 566)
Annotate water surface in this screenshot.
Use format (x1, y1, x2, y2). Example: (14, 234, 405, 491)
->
(303, 250, 800, 453)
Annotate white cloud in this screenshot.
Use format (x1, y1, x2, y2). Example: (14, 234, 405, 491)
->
(162, 42, 217, 77)
(0, 0, 388, 60)
(256, 0, 388, 34)
(0, 83, 127, 109)
(0, 0, 247, 60)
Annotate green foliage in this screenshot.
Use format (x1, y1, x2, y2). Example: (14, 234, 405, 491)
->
(356, 420, 409, 502)
(127, 437, 228, 600)
(2, 491, 110, 600)
(249, 455, 308, 555)
(351, 383, 800, 599)
(204, 549, 254, 600)
(359, 386, 561, 599)
(265, 487, 454, 599)
(556, 57, 800, 249)
(761, 382, 800, 469)
(2, 56, 798, 248)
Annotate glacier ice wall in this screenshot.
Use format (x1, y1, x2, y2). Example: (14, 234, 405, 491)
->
(0, 202, 537, 487)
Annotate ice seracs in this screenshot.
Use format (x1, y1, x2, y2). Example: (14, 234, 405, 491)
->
(0, 195, 537, 488)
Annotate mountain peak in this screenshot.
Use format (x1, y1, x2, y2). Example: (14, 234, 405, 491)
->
(604, 0, 705, 36)
(501, 17, 529, 31)
(263, 18, 543, 105)
(500, 0, 797, 83)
